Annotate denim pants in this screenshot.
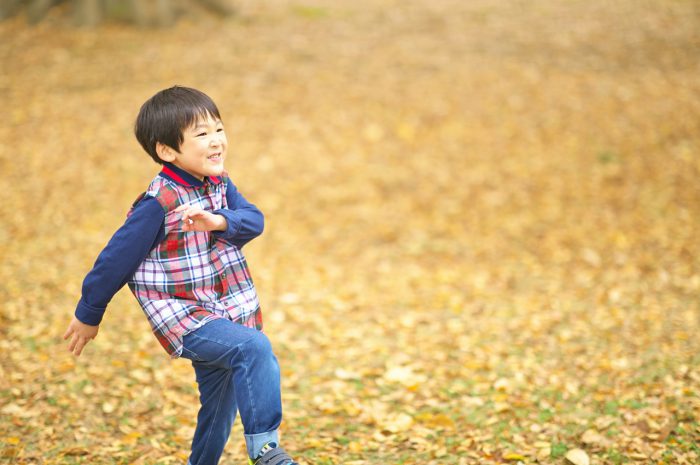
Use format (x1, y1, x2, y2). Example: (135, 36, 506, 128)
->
(180, 318, 282, 465)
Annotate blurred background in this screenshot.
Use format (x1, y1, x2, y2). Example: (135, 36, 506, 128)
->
(0, 1, 699, 464)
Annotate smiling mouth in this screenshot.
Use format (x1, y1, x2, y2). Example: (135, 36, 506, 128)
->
(208, 153, 223, 161)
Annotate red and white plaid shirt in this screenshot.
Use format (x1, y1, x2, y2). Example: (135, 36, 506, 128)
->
(127, 166, 263, 356)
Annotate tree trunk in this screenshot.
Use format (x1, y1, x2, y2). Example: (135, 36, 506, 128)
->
(199, 0, 236, 16)
(0, 0, 23, 20)
(1, 0, 237, 25)
(156, 0, 175, 27)
(128, 0, 149, 27)
(27, 0, 56, 24)
(73, 0, 103, 27)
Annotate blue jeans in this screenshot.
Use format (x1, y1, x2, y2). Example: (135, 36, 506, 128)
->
(181, 318, 282, 465)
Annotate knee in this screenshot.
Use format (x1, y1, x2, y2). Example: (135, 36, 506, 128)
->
(242, 331, 274, 362)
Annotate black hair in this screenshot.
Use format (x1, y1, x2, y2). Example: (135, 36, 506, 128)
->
(134, 86, 222, 164)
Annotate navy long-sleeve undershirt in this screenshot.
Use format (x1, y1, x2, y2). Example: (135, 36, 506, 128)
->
(75, 179, 264, 326)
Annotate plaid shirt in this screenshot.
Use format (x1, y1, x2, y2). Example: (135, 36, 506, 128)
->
(75, 163, 263, 357)
(128, 167, 263, 356)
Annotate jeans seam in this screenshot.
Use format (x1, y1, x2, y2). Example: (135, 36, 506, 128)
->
(241, 339, 259, 432)
(181, 347, 201, 362)
(189, 330, 258, 352)
(196, 367, 231, 465)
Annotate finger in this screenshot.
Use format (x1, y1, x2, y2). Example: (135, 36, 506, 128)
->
(187, 210, 207, 220)
(174, 204, 190, 212)
(184, 207, 204, 215)
(74, 339, 87, 357)
(63, 326, 73, 340)
(68, 334, 78, 352)
(180, 210, 195, 224)
(182, 214, 194, 229)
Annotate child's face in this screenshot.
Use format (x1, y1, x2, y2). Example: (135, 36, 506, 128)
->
(164, 113, 227, 180)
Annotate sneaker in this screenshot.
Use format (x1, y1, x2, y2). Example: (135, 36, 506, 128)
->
(249, 442, 299, 465)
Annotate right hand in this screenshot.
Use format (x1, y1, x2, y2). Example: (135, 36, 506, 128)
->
(63, 317, 99, 357)
(174, 204, 227, 233)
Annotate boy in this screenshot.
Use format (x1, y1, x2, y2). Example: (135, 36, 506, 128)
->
(63, 86, 299, 465)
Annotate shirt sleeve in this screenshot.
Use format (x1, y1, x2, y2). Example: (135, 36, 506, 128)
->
(75, 196, 165, 326)
(213, 178, 265, 248)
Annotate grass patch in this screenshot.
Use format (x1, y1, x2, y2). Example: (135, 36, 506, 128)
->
(550, 443, 568, 458)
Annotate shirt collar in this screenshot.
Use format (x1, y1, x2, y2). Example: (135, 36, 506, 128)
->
(160, 162, 222, 187)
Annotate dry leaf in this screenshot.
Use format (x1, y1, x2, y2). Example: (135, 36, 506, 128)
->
(1, 2, 699, 465)
(565, 448, 590, 465)
(581, 429, 608, 446)
(380, 413, 414, 433)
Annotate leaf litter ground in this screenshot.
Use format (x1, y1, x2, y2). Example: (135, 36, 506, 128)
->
(0, 1, 699, 464)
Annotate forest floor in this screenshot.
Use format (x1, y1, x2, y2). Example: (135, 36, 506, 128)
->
(0, 1, 699, 464)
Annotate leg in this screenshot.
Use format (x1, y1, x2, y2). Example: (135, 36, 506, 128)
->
(182, 318, 283, 462)
(187, 363, 238, 465)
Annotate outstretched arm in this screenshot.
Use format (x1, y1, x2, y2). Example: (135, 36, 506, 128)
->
(65, 196, 164, 356)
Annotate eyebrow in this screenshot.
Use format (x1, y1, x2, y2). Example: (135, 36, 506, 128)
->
(192, 120, 222, 130)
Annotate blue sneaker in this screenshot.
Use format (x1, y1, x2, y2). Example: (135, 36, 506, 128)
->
(249, 442, 299, 465)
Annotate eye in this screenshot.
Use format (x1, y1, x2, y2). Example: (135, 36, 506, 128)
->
(217, 128, 224, 132)
(196, 132, 207, 137)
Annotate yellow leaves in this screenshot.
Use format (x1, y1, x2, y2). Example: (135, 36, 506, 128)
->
(1, 437, 23, 459)
(395, 122, 417, 143)
(101, 401, 116, 414)
(362, 123, 384, 143)
(121, 431, 143, 445)
(1, 447, 21, 459)
(129, 368, 152, 383)
(414, 412, 456, 430)
(580, 429, 609, 447)
(534, 441, 551, 458)
(379, 412, 414, 434)
(298, 438, 324, 450)
(382, 364, 426, 389)
(60, 447, 91, 457)
(312, 395, 340, 415)
(56, 359, 76, 373)
(2, 1, 700, 465)
(334, 368, 361, 381)
(564, 448, 590, 465)
(0, 403, 23, 416)
(493, 377, 511, 392)
(347, 441, 364, 453)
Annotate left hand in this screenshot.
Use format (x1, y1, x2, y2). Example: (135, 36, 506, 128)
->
(174, 204, 227, 232)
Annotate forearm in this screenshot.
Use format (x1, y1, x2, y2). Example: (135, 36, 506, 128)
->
(76, 197, 164, 325)
(212, 213, 228, 231)
(215, 178, 264, 247)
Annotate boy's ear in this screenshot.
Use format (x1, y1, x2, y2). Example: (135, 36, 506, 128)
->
(156, 142, 177, 163)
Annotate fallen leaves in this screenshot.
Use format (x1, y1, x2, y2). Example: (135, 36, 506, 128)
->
(565, 448, 590, 465)
(379, 412, 414, 434)
(2, 0, 700, 464)
(382, 364, 426, 389)
(580, 429, 609, 448)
